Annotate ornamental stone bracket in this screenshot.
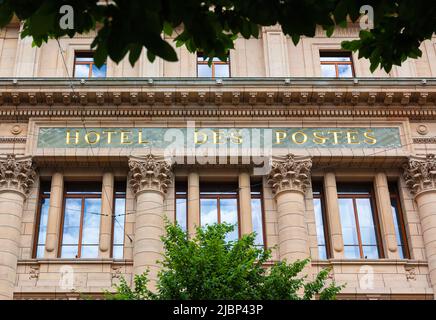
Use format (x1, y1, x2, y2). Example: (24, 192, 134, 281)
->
(403, 154, 436, 195)
(267, 154, 312, 195)
(128, 154, 173, 196)
(0, 154, 36, 196)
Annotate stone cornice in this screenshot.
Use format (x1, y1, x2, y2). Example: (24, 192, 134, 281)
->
(403, 154, 436, 195)
(0, 154, 36, 196)
(1, 78, 435, 119)
(128, 155, 173, 196)
(267, 154, 312, 195)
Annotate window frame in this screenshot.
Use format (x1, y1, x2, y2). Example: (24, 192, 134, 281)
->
(58, 183, 102, 259)
(320, 51, 355, 78)
(196, 53, 231, 78)
(312, 183, 331, 259)
(73, 51, 106, 78)
(32, 181, 51, 259)
(337, 185, 384, 259)
(389, 186, 410, 259)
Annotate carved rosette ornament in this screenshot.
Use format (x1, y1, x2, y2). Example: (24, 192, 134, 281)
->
(128, 155, 173, 195)
(403, 154, 436, 195)
(267, 154, 312, 195)
(0, 154, 36, 196)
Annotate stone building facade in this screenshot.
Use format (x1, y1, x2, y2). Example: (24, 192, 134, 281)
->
(1, 21, 436, 300)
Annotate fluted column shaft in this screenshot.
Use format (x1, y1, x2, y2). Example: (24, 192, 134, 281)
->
(99, 172, 114, 258)
(0, 155, 36, 300)
(268, 155, 312, 262)
(129, 155, 173, 290)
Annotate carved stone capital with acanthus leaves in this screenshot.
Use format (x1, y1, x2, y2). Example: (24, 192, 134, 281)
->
(267, 154, 312, 195)
(403, 154, 436, 195)
(128, 155, 173, 195)
(0, 154, 36, 196)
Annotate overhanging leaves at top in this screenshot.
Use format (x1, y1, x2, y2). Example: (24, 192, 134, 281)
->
(0, 0, 435, 72)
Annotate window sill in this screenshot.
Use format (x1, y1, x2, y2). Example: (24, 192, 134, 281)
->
(18, 258, 133, 265)
(311, 259, 428, 267)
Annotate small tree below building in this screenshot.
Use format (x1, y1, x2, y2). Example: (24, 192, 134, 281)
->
(107, 223, 343, 300)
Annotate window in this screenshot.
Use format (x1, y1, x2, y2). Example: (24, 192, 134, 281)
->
(112, 181, 126, 259)
(175, 181, 188, 232)
(251, 183, 265, 247)
(60, 182, 102, 258)
(175, 180, 265, 244)
(312, 183, 329, 260)
(389, 183, 410, 259)
(73, 52, 107, 78)
(337, 184, 382, 259)
(200, 183, 239, 241)
(197, 53, 230, 78)
(320, 51, 354, 78)
(34, 181, 51, 258)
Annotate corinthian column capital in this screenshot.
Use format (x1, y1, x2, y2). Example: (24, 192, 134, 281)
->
(267, 154, 312, 195)
(403, 154, 436, 195)
(0, 154, 36, 196)
(128, 155, 173, 196)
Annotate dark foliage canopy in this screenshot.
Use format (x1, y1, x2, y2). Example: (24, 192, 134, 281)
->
(1, 1, 435, 72)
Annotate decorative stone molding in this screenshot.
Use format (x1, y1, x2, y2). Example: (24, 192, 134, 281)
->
(403, 154, 436, 195)
(128, 155, 173, 195)
(29, 265, 40, 280)
(267, 154, 312, 195)
(0, 154, 36, 195)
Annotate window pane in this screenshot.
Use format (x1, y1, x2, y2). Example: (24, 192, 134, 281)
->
(81, 245, 99, 258)
(82, 198, 101, 246)
(198, 64, 213, 77)
(339, 199, 359, 247)
(61, 245, 78, 259)
(176, 198, 187, 232)
(313, 199, 326, 246)
(338, 64, 353, 78)
(220, 198, 238, 242)
(113, 198, 126, 245)
(363, 246, 379, 259)
(344, 246, 360, 259)
(313, 198, 328, 259)
(76, 57, 93, 62)
(214, 64, 230, 78)
(318, 246, 327, 260)
(91, 63, 107, 78)
(251, 198, 264, 246)
(62, 198, 82, 246)
(113, 246, 124, 260)
(355, 198, 378, 247)
(36, 197, 50, 258)
(74, 64, 90, 78)
(200, 199, 218, 227)
(321, 64, 336, 78)
(320, 56, 351, 62)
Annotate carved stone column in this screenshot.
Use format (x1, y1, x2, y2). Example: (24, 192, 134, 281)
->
(128, 155, 173, 289)
(239, 171, 253, 236)
(187, 171, 200, 238)
(267, 154, 312, 262)
(404, 154, 436, 298)
(0, 155, 36, 299)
